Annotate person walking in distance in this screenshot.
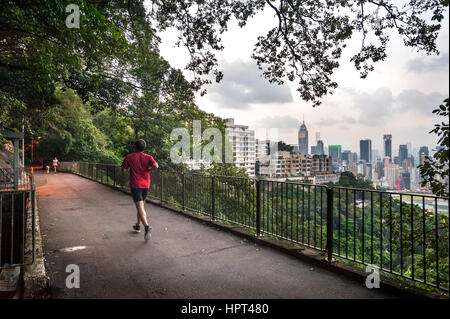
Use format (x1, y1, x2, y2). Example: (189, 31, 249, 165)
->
(52, 157, 59, 173)
(121, 139, 159, 242)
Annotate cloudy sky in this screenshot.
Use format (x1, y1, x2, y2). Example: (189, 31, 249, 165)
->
(150, 3, 449, 155)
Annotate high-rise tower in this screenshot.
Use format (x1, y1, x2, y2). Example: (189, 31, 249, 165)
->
(399, 144, 408, 164)
(383, 134, 392, 161)
(419, 146, 429, 165)
(360, 139, 372, 163)
(298, 119, 308, 155)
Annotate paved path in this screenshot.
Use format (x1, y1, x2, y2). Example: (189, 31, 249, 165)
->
(35, 172, 396, 299)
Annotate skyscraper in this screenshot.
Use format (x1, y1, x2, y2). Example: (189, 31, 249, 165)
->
(317, 140, 324, 155)
(360, 139, 372, 163)
(328, 145, 342, 163)
(376, 158, 384, 179)
(419, 146, 429, 165)
(401, 172, 411, 190)
(383, 135, 392, 161)
(399, 144, 408, 164)
(342, 150, 351, 163)
(298, 120, 308, 155)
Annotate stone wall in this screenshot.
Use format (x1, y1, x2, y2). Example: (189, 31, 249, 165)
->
(0, 141, 15, 168)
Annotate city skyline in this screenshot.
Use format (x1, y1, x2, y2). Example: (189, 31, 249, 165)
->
(154, 3, 448, 154)
(261, 118, 436, 159)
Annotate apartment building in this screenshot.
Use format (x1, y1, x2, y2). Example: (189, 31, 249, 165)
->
(255, 139, 270, 160)
(310, 154, 332, 175)
(258, 152, 331, 178)
(225, 118, 256, 178)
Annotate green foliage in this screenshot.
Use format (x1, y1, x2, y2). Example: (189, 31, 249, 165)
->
(92, 108, 134, 157)
(36, 87, 121, 163)
(0, 92, 27, 144)
(419, 98, 449, 197)
(330, 171, 374, 190)
(1, 0, 198, 142)
(277, 141, 293, 152)
(1, 1, 145, 127)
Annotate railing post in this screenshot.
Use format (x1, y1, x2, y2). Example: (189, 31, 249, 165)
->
(31, 188, 36, 265)
(211, 176, 215, 220)
(326, 187, 334, 262)
(256, 179, 261, 237)
(160, 171, 164, 203)
(182, 173, 185, 211)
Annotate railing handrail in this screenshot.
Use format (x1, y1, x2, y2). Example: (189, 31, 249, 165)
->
(330, 185, 448, 200)
(0, 171, 36, 269)
(60, 161, 448, 200)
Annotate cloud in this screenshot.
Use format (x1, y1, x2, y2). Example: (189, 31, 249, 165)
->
(253, 115, 300, 129)
(350, 88, 395, 126)
(207, 59, 293, 110)
(396, 90, 447, 115)
(313, 115, 356, 128)
(314, 117, 338, 127)
(342, 116, 356, 124)
(406, 52, 449, 73)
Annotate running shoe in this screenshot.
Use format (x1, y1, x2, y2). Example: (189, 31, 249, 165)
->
(133, 224, 141, 233)
(144, 225, 152, 242)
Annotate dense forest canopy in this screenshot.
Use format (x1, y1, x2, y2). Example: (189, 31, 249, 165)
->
(0, 0, 226, 171)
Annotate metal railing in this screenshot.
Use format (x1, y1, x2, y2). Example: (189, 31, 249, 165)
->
(58, 161, 449, 292)
(0, 168, 32, 190)
(0, 171, 36, 269)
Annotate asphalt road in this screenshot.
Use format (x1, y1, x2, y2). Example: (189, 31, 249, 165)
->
(35, 171, 396, 299)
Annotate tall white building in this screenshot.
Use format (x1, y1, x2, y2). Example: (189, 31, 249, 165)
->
(386, 163, 400, 189)
(407, 142, 412, 156)
(255, 139, 269, 160)
(225, 118, 256, 177)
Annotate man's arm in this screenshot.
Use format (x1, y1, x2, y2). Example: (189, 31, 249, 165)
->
(121, 157, 129, 173)
(148, 162, 159, 172)
(148, 157, 159, 172)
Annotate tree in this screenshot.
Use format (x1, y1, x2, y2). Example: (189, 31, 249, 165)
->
(35, 87, 121, 164)
(277, 141, 293, 152)
(419, 98, 449, 197)
(0, 1, 197, 140)
(334, 171, 373, 189)
(1, 1, 240, 173)
(149, 0, 448, 106)
(337, 171, 358, 187)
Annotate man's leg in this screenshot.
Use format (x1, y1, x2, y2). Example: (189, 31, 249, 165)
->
(134, 201, 149, 227)
(136, 211, 141, 226)
(136, 200, 152, 241)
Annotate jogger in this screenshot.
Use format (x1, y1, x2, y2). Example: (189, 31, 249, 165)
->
(52, 157, 59, 173)
(121, 139, 159, 242)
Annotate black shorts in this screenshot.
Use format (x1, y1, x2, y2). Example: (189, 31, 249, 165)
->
(131, 188, 148, 202)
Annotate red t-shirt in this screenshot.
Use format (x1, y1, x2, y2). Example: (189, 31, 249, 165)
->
(121, 152, 157, 189)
